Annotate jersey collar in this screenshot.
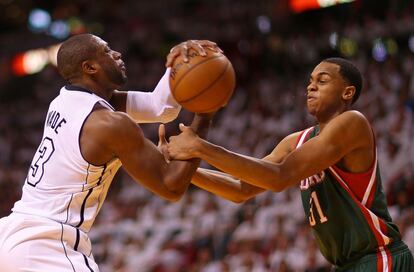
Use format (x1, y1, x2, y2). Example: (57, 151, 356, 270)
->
(65, 85, 93, 94)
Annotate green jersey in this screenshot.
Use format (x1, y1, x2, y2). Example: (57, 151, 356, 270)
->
(297, 126, 401, 269)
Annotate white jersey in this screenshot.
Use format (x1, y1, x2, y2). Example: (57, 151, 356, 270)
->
(12, 85, 122, 233)
(0, 78, 180, 271)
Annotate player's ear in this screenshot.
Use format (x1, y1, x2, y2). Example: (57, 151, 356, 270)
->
(81, 60, 98, 75)
(343, 86, 355, 102)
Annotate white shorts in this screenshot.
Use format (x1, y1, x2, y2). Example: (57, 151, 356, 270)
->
(0, 212, 99, 272)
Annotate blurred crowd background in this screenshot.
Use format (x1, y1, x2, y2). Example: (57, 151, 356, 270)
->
(1, 0, 414, 271)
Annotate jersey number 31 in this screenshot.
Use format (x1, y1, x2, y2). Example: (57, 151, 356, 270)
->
(309, 191, 328, 226)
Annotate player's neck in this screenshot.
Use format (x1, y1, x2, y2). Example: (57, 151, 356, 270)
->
(68, 79, 114, 101)
(317, 107, 350, 132)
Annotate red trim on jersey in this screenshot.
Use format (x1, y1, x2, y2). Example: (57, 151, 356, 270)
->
(294, 131, 305, 147)
(330, 125, 379, 208)
(295, 127, 314, 148)
(386, 247, 392, 271)
(376, 246, 392, 271)
(379, 219, 388, 238)
(366, 183, 376, 208)
(377, 250, 384, 272)
(376, 250, 383, 272)
(328, 168, 391, 247)
(331, 164, 376, 207)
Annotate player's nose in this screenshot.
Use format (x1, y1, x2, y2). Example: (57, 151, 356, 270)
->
(307, 82, 317, 93)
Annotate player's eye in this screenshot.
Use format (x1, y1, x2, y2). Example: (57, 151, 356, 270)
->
(319, 77, 329, 83)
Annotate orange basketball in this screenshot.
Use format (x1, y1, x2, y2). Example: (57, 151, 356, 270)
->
(169, 49, 236, 113)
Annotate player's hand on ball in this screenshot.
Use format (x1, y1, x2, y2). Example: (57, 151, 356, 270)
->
(167, 123, 200, 160)
(166, 40, 223, 67)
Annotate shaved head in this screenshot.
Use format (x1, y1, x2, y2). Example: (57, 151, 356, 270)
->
(57, 34, 100, 82)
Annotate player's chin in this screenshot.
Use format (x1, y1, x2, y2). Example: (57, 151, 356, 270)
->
(306, 105, 317, 116)
(115, 74, 128, 88)
(121, 74, 128, 83)
(120, 69, 128, 81)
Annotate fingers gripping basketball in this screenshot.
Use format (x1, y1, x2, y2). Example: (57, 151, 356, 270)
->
(169, 49, 236, 113)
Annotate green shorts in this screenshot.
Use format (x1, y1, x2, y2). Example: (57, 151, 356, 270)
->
(334, 241, 414, 272)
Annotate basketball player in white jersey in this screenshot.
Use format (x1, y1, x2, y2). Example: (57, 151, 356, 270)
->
(0, 34, 218, 271)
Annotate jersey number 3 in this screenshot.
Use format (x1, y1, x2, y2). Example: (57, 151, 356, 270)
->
(27, 137, 55, 187)
(309, 191, 328, 226)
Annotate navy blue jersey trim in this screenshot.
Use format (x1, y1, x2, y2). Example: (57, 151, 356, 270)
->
(76, 188, 93, 228)
(77, 161, 106, 228)
(97, 99, 116, 111)
(65, 85, 93, 94)
(82, 164, 91, 192)
(78, 103, 113, 167)
(64, 193, 74, 224)
(60, 223, 76, 272)
(82, 254, 95, 272)
(79, 107, 96, 167)
(64, 85, 115, 110)
(97, 164, 107, 186)
(74, 228, 80, 251)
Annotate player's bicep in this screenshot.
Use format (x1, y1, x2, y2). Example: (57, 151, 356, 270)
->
(281, 113, 370, 182)
(312, 112, 369, 160)
(106, 114, 174, 197)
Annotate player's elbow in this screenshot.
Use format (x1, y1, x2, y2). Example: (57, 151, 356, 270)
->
(163, 182, 188, 202)
(270, 184, 284, 193)
(158, 108, 181, 124)
(229, 197, 246, 204)
(231, 193, 256, 203)
(236, 185, 262, 202)
(270, 162, 301, 192)
(268, 173, 292, 192)
(271, 177, 296, 192)
(165, 195, 182, 202)
(160, 190, 185, 202)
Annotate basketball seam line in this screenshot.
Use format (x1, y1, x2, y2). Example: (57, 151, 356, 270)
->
(172, 54, 225, 100)
(178, 58, 230, 103)
(196, 65, 234, 112)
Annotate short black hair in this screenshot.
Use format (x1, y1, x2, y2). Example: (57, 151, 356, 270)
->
(322, 57, 363, 104)
(57, 34, 99, 82)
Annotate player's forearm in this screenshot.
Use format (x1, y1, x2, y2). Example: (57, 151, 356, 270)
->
(163, 114, 213, 197)
(192, 168, 263, 203)
(110, 91, 181, 123)
(109, 69, 181, 123)
(194, 140, 289, 191)
(126, 91, 180, 123)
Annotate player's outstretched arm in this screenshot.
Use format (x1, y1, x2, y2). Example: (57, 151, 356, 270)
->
(83, 108, 212, 201)
(192, 168, 266, 203)
(110, 69, 181, 124)
(187, 133, 297, 200)
(168, 111, 372, 192)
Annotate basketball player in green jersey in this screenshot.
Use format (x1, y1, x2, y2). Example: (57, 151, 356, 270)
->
(164, 58, 414, 271)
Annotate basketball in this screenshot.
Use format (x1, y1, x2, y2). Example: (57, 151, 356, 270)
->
(169, 49, 236, 113)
